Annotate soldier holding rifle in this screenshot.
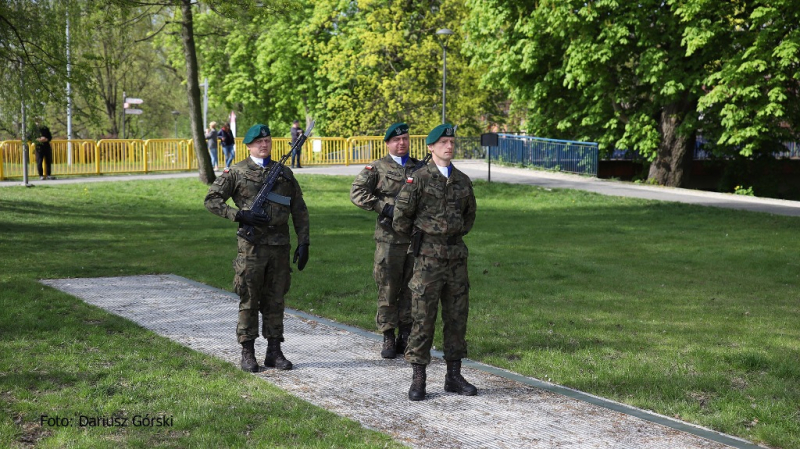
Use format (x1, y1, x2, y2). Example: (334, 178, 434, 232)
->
(204, 123, 310, 373)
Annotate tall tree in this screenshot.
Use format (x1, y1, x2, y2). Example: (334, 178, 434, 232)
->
(151, 0, 292, 183)
(59, 3, 189, 139)
(0, 0, 89, 139)
(464, 0, 800, 187)
(306, 0, 494, 136)
(188, 0, 500, 137)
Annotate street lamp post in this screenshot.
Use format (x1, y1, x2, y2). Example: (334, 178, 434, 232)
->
(436, 28, 454, 125)
(172, 110, 180, 138)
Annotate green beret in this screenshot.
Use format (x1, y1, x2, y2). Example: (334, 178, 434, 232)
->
(243, 124, 271, 144)
(384, 122, 409, 141)
(425, 123, 456, 145)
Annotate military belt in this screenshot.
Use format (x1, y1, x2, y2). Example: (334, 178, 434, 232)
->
(420, 233, 462, 245)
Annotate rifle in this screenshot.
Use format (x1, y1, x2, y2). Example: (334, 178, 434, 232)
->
(237, 120, 315, 243)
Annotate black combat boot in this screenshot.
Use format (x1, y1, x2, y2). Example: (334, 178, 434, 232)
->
(381, 329, 397, 359)
(395, 324, 411, 355)
(264, 338, 293, 370)
(444, 359, 478, 396)
(240, 339, 259, 373)
(408, 363, 427, 401)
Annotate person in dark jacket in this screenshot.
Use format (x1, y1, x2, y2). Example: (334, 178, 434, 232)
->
(219, 122, 236, 168)
(28, 118, 55, 180)
(290, 120, 303, 168)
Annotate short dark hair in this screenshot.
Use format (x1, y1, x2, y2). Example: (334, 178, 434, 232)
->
(293, 120, 300, 125)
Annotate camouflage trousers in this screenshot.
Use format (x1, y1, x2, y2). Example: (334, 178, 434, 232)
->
(233, 240, 291, 344)
(373, 241, 414, 332)
(404, 255, 470, 365)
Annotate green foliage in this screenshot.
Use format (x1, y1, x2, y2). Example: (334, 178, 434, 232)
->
(684, 2, 800, 158)
(733, 185, 755, 196)
(178, 0, 501, 137)
(71, 3, 192, 139)
(0, 0, 91, 139)
(463, 0, 800, 185)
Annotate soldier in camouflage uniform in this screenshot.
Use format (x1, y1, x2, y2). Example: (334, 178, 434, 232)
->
(350, 123, 418, 359)
(204, 123, 310, 373)
(393, 123, 478, 401)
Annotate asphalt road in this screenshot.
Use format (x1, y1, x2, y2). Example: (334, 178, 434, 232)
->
(4, 160, 800, 217)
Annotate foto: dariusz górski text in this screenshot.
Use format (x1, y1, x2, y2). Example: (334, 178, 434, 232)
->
(40, 414, 174, 427)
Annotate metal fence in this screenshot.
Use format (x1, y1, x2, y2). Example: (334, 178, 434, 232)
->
(0, 135, 480, 180)
(608, 138, 800, 160)
(490, 134, 599, 176)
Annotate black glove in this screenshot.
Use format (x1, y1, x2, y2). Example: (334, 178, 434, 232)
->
(293, 244, 309, 271)
(235, 210, 270, 226)
(381, 203, 395, 219)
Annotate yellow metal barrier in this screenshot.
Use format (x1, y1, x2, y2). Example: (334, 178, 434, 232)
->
(144, 139, 192, 172)
(50, 140, 99, 176)
(96, 139, 146, 174)
(0, 140, 25, 179)
(305, 137, 349, 165)
(346, 135, 428, 166)
(0, 135, 436, 180)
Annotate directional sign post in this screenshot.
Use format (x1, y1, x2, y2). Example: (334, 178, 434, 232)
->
(122, 94, 144, 139)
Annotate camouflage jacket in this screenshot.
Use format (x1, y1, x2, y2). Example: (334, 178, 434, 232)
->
(393, 161, 476, 259)
(350, 154, 419, 244)
(204, 158, 310, 246)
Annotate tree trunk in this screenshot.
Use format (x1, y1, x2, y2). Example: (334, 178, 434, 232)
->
(179, 0, 214, 184)
(647, 101, 695, 187)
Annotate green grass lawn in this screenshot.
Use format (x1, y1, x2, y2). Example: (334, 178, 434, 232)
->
(1, 175, 798, 448)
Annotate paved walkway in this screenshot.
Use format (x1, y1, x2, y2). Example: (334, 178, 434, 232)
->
(42, 275, 763, 449)
(6, 160, 800, 216)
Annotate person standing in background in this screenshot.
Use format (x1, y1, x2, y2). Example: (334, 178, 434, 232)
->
(219, 122, 236, 168)
(205, 121, 219, 170)
(28, 118, 55, 180)
(290, 120, 303, 168)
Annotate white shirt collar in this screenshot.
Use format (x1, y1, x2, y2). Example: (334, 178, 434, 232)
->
(250, 156, 268, 167)
(390, 154, 404, 166)
(436, 164, 450, 178)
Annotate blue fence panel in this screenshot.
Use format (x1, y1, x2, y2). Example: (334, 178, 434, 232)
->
(494, 134, 599, 176)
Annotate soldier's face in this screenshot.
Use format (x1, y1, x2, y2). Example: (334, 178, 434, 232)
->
(386, 134, 409, 157)
(428, 137, 455, 164)
(247, 137, 272, 159)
